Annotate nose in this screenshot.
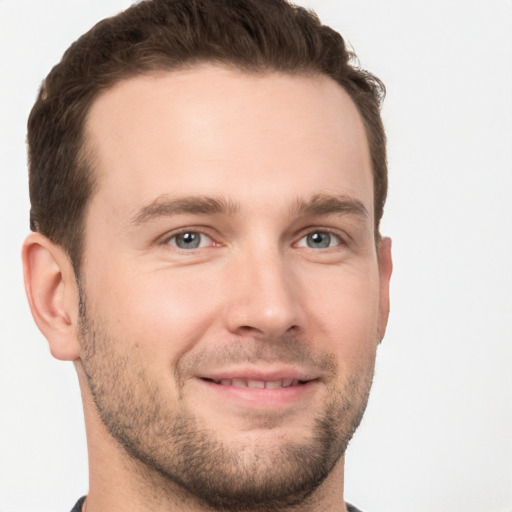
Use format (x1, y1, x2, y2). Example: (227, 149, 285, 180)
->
(223, 247, 306, 339)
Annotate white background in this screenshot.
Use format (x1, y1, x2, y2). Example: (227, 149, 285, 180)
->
(1, 1, 511, 511)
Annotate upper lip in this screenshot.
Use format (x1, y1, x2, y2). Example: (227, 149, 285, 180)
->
(198, 366, 319, 383)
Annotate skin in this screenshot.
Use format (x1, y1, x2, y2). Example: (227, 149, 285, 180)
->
(23, 65, 392, 512)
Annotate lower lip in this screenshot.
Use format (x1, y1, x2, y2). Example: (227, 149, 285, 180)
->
(197, 378, 317, 410)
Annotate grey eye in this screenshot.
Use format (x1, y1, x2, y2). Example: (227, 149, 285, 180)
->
(170, 232, 206, 249)
(307, 232, 331, 248)
(297, 231, 341, 249)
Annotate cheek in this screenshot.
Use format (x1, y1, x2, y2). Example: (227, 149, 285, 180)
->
(307, 265, 381, 365)
(83, 261, 224, 361)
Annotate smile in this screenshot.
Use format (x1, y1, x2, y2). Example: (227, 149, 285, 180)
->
(203, 378, 306, 389)
(196, 368, 318, 411)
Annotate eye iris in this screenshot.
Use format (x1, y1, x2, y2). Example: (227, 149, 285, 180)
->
(176, 232, 200, 249)
(307, 232, 331, 248)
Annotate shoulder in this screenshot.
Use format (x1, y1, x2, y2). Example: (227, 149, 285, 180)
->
(347, 503, 365, 512)
(70, 496, 86, 512)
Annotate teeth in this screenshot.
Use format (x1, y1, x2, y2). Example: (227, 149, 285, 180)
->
(213, 378, 304, 388)
(247, 380, 265, 388)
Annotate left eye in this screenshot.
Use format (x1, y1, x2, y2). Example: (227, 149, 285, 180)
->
(297, 231, 342, 249)
(167, 232, 212, 249)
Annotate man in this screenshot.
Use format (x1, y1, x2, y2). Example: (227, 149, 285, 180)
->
(22, 0, 392, 511)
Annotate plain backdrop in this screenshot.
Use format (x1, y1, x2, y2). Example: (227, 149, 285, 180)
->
(1, 1, 511, 511)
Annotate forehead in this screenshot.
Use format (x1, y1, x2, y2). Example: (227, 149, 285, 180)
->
(83, 65, 373, 220)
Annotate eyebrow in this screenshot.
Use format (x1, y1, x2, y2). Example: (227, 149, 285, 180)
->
(291, 194, 369, 219)
(129, 195, 240, 226)
(129, 192, 369, 227)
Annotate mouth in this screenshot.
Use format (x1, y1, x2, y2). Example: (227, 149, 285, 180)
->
(195, 369, 319, 410)
(201, 377, 308, 389)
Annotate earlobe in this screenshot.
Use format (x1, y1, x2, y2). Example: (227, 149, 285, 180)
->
(377, 236, 393, 342)
(22, 233, 81, 361)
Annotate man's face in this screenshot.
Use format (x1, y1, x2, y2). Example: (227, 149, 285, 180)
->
(78, 65, 391, 510)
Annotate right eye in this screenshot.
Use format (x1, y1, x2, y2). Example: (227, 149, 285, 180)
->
(166, 231, 213, 250)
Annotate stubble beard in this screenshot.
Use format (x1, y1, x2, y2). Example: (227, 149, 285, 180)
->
(78, 294, 375, 512)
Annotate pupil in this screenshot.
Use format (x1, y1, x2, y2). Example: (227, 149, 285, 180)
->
(178, 232, 199, 248)
(308, 232, 330, 248)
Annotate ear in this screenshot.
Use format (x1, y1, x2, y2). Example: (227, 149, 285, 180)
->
(377, 236, 393, 342)
(22, 233, 81, 361)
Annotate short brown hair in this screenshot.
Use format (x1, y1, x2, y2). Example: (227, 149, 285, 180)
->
(27, 0, 387, 272)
